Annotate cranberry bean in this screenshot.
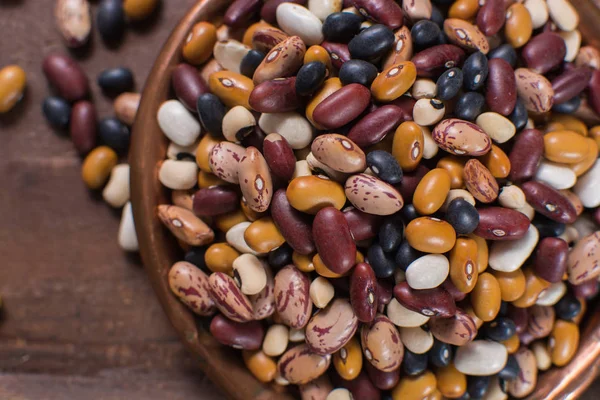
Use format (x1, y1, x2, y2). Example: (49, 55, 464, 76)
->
(411, 44, 466, 78)
(171, 63, 208, 111)
(350, 262, 378, 322)
(521, 181, 577, 224)
(432, 118, 491, 157)
(474, 207, 530, 240)
(263, 133, 296, 181)
(208, 272, 254, 322)
(251, 27, 288, 53)
(347, 105, 405, 148)
(313, 84, 371, 129)
(393, 281, 456, 317)
(352, 0, 404, 29)
(343, 207, 382, 241)
(486, 59, 517, 116)
(253, 35, 305, 84)
(278, 344, 331, 384)
(249, 77, 301, 113)
(42, 53, 89, 101)
(361, 314, 404, 372)
(463, 159, 499, 204)
(70, 101, 97, 155)
(508, 129, 544, 183)
(168, 261, 216, 316)
(533, 237, 568, 283)
(567, 231, 600, 285)
(192, 186, 240, 217)
(299, 375, 334, 400)
(376, 278, 394, 309)
(514, 68, 554, 113)
(274, 265, 313, 328)
(476, 0, 505, 35)
(210, 314, 264, 350)
(429, 308, 477, 346)
(305, 298, 358, 355)
(313, 207, 356, 274)
(311, 134, 366, 173)
(552, 67, 593, 105)
(521, 32, 567, 74)
(345, 174, 404, 215)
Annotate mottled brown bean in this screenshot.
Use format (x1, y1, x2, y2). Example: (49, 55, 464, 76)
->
(313, 207, 357, 274)
(278, 344, 331, 384)
(521, 181, 578, 224)
(360, 314, 404, 372)
(347, 105, 405, 148)
(508, 129, 544, 183)
(486, 59, 517, 116)
(210, 314, 264, 350)
(274, 265, 313, 328)
(305, 298, 358, 355)
(350, 262, 378, 323)
(474, 207, 531, 240)
(393, 281, 456, 317)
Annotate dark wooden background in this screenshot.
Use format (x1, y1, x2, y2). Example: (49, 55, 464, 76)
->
(0, 0, 598, 399)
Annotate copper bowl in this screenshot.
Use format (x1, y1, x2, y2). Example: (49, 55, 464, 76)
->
(131, 0, 600, 398)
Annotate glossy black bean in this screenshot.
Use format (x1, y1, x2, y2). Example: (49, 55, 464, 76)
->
(467, 376, 490, 400)
(462, 52, 488, 91)
(367, 244, 396, 278)
(532, 214, 566, 238)
(445, 198, 479, 235)
(97, 0, 126, 43)
(381, 393, 394, 400)
(400, 203, 420, 223)
(42, 96, 71, 129)
(555, 293, 582, 320)
(483, 317, 516, 341)
(395, 241, 423, 271)
(196, 93, 226, 137)
(184, 246, 208, 270)
(508, 97, 528, 131)
(348, 24, 395, 62)
(378, 214, 404, 253)
(454, 394, 471, 400)
(97, 67, 134, 95)
(432, 0, 454, 4)
(98, 117, 130, 154)
(428, 339, 452, 368)
(436, 67, 463, 101)
(498, 301, 509, 317)
(402, 349, 428, 376)
(322, 12, 363, 43)
(454, 92, 485, 121)
(498, 355, 520, 381)
(411, 20, 442, 49)
(241, 125, 265, 153)
(240, 50, 265, 78)
(366, 150, 403, 184)
(268, 243, 293, 269)
(339, 59, 378, 88)
(430, 5, 444, 28)
(295, 61, 327, 95)
(552, 95, 581, 114)
(488, 44, 518, 68)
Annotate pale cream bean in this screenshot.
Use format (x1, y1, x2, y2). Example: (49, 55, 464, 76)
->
(413, 99, 445, 126)
(259, 112, 314, 149)
(476, 112, 516, 143)
(326, 388, 353, 400)
(55, 0, 91, 47)
(411, 78, 437, 99)
(532, 341, 552, 371)
(289, 327, 306, 342)
(232, 254, 268, 295)
(441, 189, 476, 212)
(574, 159, 600, 207)
(547, 0, 579, 32)
(454, 340, 508, 376)
(276, 3, 324, 46)
(489, 225, 539, 272)
(263, 324, 290, 357)
(222, 105, 256, 143)
(515, 201, 536, 221)
(157, 100, 200, 146)
(166, 141, 199, 160)
(559, 30, 581, 62)
(484, 376, 509, 400)
(536, 281, 567, 306)
(158, 160, 198, 190)
(534, 160, 577, 190)
(310, 276, 335, 308)
(118, 202, 139, 252)
(226, 221, 260, 255)
(308, 0, 342, 21)
(103, 164, 130, 208)
(274, 372, 290, 386)
(524, 0, 549, 29)
(498, 185, 526, 209)
(399, 326, 434, 354)
(421, 126, 439, 159)
(293, 160, 313, 178)
(213, 40, 251, 74)
(387, 298, 430, 327)
(405, 254, 449, 290)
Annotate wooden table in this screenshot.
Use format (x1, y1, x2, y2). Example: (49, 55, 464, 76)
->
(0, 1, 598, 399)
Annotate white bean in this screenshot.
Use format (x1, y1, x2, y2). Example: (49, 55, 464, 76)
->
(102, 164, 130, 208)
(118, 202, 138, 252)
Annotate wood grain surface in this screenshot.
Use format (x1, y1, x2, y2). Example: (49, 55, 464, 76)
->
(0, 1, 598, 399)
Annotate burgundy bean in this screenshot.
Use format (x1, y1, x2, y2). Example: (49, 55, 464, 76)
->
(534, 237, 568, 283)
(508, 304, 528, 334)
(508, 129, 544, 183)
(347, 105, 405, 148)
(376, 278, 394, 310)
(271, 189, 315, 255)
(70, 100, 97, 155)
(249, 77, 301, 113)
(260, 0, 306, 24)
(389, 96, 416, 121)
(411, 44, 466, 78)
(397, 164, 430, 199)
(486, 58, 517, 116)
(588, 69, 600, 115)
(429, 308, 477, 346)
(224, 0, 261, 28)
(208, 272, 254, 322)
(352, 0, 404, 30)
(572, 279, 599, 299)
(193, 186, 240, 217)
(274, 265, 313, 328)
(263, 133, 296, 181)
(333, 370, 382, 400)
(172, 63, 209, 111)
(321, 42, 351, 70)
(552, 67, 593, 105)
(365, 362, 400, 390)
(252, 27, 288, 53)
(350, 262, 378, 323)
(313, 207, 357, 274)
(209, 314, 265, 350)
(42, 53, 89, 101)
(442, 278, 467, 302)
(521, 181, 578, 224)
(474, 207, 531, 240)
(343, 207, 382, 241)
(393, 281, 456, 317)
(313, 84, 371, 129)
(476, 0, 505, 36)
(521, 32, 567, 74)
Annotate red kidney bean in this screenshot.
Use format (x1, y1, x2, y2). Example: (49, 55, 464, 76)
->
(321, 41, 351, 70)
(572, 279, 599, 299)
(42, 53, 89, 101)
(343, 207, 382, 241)
(209, 314, 265, 350)
(252, 27, 288, 53)
(208, 272, 254, 322)
(249, 77, 301, 113)
(508, 129, 544, 183)
(442, 278, 467, 302)
(534, 237, 568, 283)
(389, 96, 416, 121)
(377, 278, 394, 311)
(274, 265, 312, 328)
(70, 100, 97, 155)
(263, 133, 296, 181)
(411, 44, 466, 78)
(347, 105, 405, 148)
(350, 262, 378, 323)
(260, 0, 306, 24)
(172, 63, 209, 111)
(224, 0, 261, 28)
(595, 208, 600, 226)
(352, 0, 404, 30)
(333, 370, 382, 400)
(393, 281, 456, 318)
(521, 32, 567, 74)
(588, 69, 600, 115)
(508, 304, 528, 333)
(313, 84, 371, 129)
(521, 181, 578, 224)
(313, 207, 357, 274)
(552, 67, 594, 105)
(397, 164, 430, 199)
(271, 189, 315, 255)
(193, 186, 240, 217)
(365, 362, 400, 390)
(476, 0, 505, 36)
(486, 58, 517, 116)
(474, 207, 531, 241)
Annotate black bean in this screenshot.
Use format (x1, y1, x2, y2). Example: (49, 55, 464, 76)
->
(436, 67, 463, 101)
(402, 349, 428, 375)
(339, 59, 378, 87)
(488, 44, 518, 68)
(498, 355, 520, 381)
(498, 301, 509, 317)
(454, 92, 485, 121)
(467, 376, 490, 400)
(532, 214, 566, 238)
(553, 95, 581, 114)
(196, 93, 226, 137)
(268, 243, 293, 269)
(348, 24, 395, 62)
(395, 241, 423, 271)
(445, 198, 479, 235)
(378, 214, 404, 253)
(400, 203, 420, 223)
(428, 339, 452, 368)
(462, 52, 488, 91)
(367, 244, 396, 278)
(508, 97, 528, 131)
(322, 12, 363, 43)
(483, 317, 516, 341)
(430, 5, 445, 28)
(411, 20, 442, 49)
(98, 117, 130, 154)
(240, 50, 265, 78)
(366, 150, 403, 184)
(97, 0, 126, 43)
(241, 125, 265, 153)
(295, 61, 327, 96)
(97, 67, 134, 95)
(184, 246, 208, 270)
(42, 96, 71, 129)
(555, 293, 582, 320)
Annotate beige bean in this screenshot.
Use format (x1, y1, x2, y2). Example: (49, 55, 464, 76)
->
(559, 29, 581, 62)
(259, 112, 314, 149)
(387, 298, 430, 327)
(310, 276, 335, 308)
(222, 105, 256, 143)
(232, 254, 268, 295)
(411, 78, 437, 99)
(413, 99, 445, 126)
(213, 40, 251, 74)
(114, 92, 140, 126)
(158, 160, 198, 190)
(476, 112, 516, 143)
(102, 164, 130, 208)
(498, 185, 526, 209)
(263, 324, 289, 357)
(118, 202, 139, 252)
(157, 205, 214, 246)
(399, 326, 434, 354)
(226, 221, 260, 255)
(441, 189, 476, 212)
(547, 0, 579, 32)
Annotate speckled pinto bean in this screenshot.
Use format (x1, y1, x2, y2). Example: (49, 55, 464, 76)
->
(311, 134, 366, 173)
(521, 181, 577, 224)
(411, 44, 466, 78)
(345, 174, 404, 215)
(274, 265, 313, 328)
(514, 68, 554, 113)
(299, 376, 334, 400)
(350, 262, 378, 322)
(312, 84, 371, 129)
(313, 207, 356, 274)
(305, 299, 358, 355)
(361, 314, 404, 372)
(507, 347, 537, 398)
(278, 344, 331, 384)
(534, 237, 568, 283)
(443, 19, 489, 54)
(567, 231, 600, 285)
(527, 305, 555, 339)
(508, 129, 544, 182)
(352, 0, 404, 29)
(249, 77, 301, 113)
(486, 59, 517, 116)
(209, 141, 244, 184)
(463, 159, 499, 204)
(249, 266, 276, 320)
(393, 281, 456, 317)
(271, 189, 315, 255)
(208, 272, 254, 322)
(429, 308, 477, 346)
(251, 27, 288, 53)
(347, 105, 405, 148)
(432, 119, 491, 157)
(192, 186, 240, 217)
(238, 147, 272, 212)
(209, 314, 264, 350)
(253, 35, 305, 84)
(474, 207, 531, 240)
(168, 261, 216, 316)
(157, 205, 215, 246)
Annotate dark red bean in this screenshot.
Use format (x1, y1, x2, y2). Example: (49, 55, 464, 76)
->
(209, 314, 264, 350)
(350, 262, 378, 323)
(519, 330, 535, 346)
(347, 105, 405, 148)
(343, 207, 382, 241)
(224, 0, 261, 28)
(70, 100, 97, 155)
(365, 362, 400, 390)
(411, 44, 466, 78)
(389, 96, 416, 121)
(521, 32, 567, 74)
(333, 370, 382, 400)
(313, 83, 371, 129)
(474, 207, 531, 241)
(172, 63, 209, 111)
(352, 0, 404, 29)
(376, 278, 394, 311)
(393, 281, 456, 318)
(313, 207, 357, 274)
(321, 41, 351, 70)
(507, 304, 528, 333)
(486, 58, 517, 116)
(552, 67, 593, 105)
(42, 53, 89, 101)
(572, 279, 599, 299)
(521, 181, 578, 224)
(476, 0, 505, 36)
(263, 133, 296, 181)
(241, 125, 266, 153)
(508, 129, 544, 182)
(595, 208, 600, 226)
(442, 278, 467, 302)
(193, 186, 240, 217)
(260, 0, 306, 24)
(249, 77, 301, 113)
(534, 237, 568, 283)
(271, 189, 315, 255)
(397, 164, 430, 199)
(588, 69, 600, 115)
